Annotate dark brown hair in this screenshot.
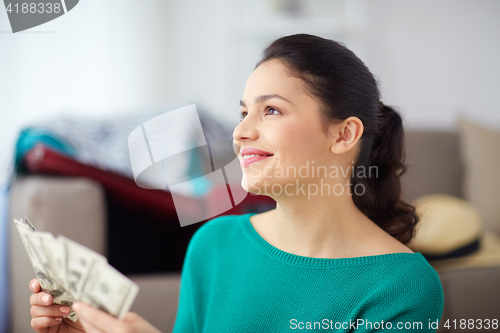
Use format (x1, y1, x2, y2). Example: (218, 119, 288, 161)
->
(256, 33, 418, 244)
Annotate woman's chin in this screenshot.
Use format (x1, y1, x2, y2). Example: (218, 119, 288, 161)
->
(241, 179, 263, 195)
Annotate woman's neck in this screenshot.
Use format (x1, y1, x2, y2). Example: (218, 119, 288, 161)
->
(252, 193, 411, 259)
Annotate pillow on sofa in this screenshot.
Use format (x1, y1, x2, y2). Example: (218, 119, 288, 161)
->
(457, 116, 500, 235)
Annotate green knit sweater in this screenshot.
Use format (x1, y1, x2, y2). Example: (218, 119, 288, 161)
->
(172, 213, 444, 332)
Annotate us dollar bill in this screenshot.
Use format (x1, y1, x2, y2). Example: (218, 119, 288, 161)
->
(38, 232, 68, 290)
(59, 235, 107, 299)
(13, 218, 139, 322)
(14, 220, 79, 322)
(79, 260, 139, 319)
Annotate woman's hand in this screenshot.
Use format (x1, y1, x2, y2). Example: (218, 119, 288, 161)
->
(29, 279, 85, 333)
(72, 302, 161, 333)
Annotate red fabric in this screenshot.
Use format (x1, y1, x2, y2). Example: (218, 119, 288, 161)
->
(23, 144, 275, 224)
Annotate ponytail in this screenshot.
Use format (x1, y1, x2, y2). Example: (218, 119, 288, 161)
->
(351, 102, 419, 244)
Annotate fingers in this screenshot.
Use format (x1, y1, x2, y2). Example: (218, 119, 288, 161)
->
(31, 316, 62, 331)
(123, 312, 141, 323)
(31, 304, 72, 318)
(30, 292, 53, 306)
(29, 279, 41, 293)
(73, 302, 130, 333)
(28, 280, 67, 333)
(47, 325, 60, 333)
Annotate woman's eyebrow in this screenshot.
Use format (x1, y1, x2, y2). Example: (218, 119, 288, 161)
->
(239, 94, 293, 107)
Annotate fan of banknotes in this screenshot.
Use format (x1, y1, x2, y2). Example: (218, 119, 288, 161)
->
(14, 218, 139, 322)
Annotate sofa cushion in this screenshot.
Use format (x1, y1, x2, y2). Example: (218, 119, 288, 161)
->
(401, 131, 463, 202)
(457, 117, 500, 234)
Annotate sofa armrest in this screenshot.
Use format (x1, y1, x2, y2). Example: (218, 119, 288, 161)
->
(8, 175, 107, 333)
(129, 273, 181, 333)
(437, 266, 500, 332)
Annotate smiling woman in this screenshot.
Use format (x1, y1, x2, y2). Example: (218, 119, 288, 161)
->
(172, 34, 444, 333)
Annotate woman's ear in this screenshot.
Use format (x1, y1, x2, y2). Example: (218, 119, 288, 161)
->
(330, 116, 364, 154)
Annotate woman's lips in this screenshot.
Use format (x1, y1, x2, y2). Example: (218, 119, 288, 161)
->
(240, 155, 273, 168)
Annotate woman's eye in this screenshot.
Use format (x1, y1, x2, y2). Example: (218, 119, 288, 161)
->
(265, 107, 281, 116)
(239, 107, 281, 122)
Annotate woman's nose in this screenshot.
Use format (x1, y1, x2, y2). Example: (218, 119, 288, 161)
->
(232, 116, 258, 142)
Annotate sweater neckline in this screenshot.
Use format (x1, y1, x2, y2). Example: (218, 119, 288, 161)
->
(241, 212, 427, 267)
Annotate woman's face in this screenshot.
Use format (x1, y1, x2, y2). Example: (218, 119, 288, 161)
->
(233, 59, 341, 196)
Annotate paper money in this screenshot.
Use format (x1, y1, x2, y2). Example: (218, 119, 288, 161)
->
(59, 235, 107, 299)
(38, 233, 68, 289)
(80, 260, 139, 319)
(23, 231, 79, 321)
(13, 218, 139, 322)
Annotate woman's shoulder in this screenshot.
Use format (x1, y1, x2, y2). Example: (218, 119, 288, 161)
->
(187, 213, 249, 247)
(373, 253, 444, 302)
(358, 255, 444, 325)
(197, 213, 247, 232)
(182, 214, 248, 265)
(375, 251, 441, 279)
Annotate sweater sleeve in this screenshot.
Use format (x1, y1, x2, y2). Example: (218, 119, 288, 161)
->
(354, 262, 445, 333)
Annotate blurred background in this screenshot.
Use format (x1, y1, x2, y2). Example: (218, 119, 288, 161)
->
(1, 0, 500, 332)
(1, 0, 500, 185)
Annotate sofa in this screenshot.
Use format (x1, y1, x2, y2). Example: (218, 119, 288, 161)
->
(8, 128, 500, 333)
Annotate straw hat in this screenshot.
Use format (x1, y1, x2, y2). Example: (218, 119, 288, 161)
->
(408, 194, 482, 260)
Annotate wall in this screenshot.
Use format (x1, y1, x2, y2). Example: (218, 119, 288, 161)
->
(0, 0, 173, 185)
(362, 0, 500, 129)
